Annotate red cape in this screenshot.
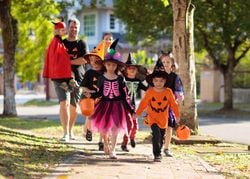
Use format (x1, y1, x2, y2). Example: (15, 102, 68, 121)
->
(43, 36, 72, 79)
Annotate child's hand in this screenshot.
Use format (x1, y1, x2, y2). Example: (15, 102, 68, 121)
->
(132, 113, 138, 119)
(175, 118, 180, 124)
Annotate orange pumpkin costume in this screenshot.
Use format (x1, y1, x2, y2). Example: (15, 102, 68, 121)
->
(136, 88, 180, 129)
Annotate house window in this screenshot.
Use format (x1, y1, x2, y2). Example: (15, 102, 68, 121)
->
(84, 14, 95, 36)
(110, 14, 116, 30)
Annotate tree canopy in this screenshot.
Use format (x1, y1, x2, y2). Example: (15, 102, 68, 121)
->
(194, 0, 250, 69)
(113, 0, 172, 46)
(11, 0, 72, 82)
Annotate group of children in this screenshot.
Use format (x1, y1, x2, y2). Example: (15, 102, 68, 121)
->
(43, 19, 184, 162)
(79, 38, 184, 161)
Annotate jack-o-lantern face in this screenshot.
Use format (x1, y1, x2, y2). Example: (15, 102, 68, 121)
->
(149, 96, 168, 113)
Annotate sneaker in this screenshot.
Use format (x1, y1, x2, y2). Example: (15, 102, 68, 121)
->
(109, 151, 117, 159)
(130, 139, 136, 148)
(121, 144, 129, 152)
(70, 133, 76, 140)
(98, 142, 104, 151)
(85, 129, 92, 141)
(154, 156, 161, 162)
(163, 148, 173, 157)
(60, 134, 69, 142)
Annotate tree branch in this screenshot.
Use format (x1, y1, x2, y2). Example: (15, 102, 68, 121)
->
(197, 26, 221, 69)
(235, 45, 250, 66)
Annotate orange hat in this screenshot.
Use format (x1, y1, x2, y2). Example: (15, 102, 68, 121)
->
(84, 40, 105, 63)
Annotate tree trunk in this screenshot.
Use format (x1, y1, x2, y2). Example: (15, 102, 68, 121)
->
(222, 59, 234, 110)
(172, 0, 198, 132)
(0, 0, 18, 116)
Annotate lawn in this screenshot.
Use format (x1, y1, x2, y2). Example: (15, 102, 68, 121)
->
(0, 118, 75, 179)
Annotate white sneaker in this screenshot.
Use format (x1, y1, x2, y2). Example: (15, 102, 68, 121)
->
(109, 151, 117, 159)
(60, 134, 69, 142)
(70, 133, 76, 140)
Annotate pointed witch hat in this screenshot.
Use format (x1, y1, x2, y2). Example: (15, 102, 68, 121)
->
(146, 59, 168, 87)
(125, 53, 141, 67)
(124, 53, 147, 80)
(84, 40, 105, 63)
(104, 39, 124, 66)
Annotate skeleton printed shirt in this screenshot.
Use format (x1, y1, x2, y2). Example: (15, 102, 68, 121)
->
(124, 77, 148, 107)
(92, 75, 135, 114)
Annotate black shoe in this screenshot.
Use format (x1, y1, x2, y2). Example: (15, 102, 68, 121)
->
(98, 142, 104, 151)
(121, 145, 129, 152)
(154, 156, 162, 162)
(85, 129, 92, 141)
(130, 139, 136, 148)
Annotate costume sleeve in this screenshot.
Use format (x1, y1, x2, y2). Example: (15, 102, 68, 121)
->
(91, 75, 103, 99)
(139, 81, 148, 91)
(167, 88, 180, 118)
(80, 70, 91, 87)
(135, 89, 150, 116)
(119, 76, 135, 114)
(175, 75, 184, 93)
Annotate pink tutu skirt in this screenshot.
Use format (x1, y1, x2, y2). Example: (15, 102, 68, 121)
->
(90, 100, 129, 136)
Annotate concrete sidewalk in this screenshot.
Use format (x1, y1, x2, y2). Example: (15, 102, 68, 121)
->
(44, 140, 224, 179)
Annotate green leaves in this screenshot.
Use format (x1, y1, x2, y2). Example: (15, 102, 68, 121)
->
(11, 0, 61, 82)
(113, 0, 172, 45)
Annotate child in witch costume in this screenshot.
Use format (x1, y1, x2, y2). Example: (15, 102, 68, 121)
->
(80, 40, 105, 142)
(43, 20, 78, 92)
(90, 39, 134, 159)
(134, 61, 180, 162)
(97, 32, 114, 151)
(120, 53, 148, 152)
(159, 51, 184, 157)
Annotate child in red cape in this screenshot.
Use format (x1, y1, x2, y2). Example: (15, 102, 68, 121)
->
(43, 20, 78, 91)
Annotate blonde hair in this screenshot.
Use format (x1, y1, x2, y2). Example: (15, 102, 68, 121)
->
(160, 51, 178, 72)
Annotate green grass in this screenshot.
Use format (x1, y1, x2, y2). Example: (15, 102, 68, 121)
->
(0, 121, 75, 178)
(22, 99, 58, 106)
(174, 143, 250, 178)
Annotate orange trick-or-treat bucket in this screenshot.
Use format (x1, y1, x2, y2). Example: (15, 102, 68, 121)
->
(176, 125, 190, 140)
(79, 98, 95, 117)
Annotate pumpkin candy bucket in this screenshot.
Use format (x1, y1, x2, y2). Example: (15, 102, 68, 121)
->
(175, 125, 190, 140)
(79, 98, 95, 117)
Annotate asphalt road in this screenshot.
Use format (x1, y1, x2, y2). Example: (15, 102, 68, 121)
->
(0, 92, 249, 145)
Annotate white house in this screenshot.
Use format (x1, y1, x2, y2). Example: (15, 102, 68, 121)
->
(69, 0, 129, 52)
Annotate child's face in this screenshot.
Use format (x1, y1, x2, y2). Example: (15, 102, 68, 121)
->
(161, 56, 172, 71)
(58, 28, 67, 37)
(89, 56, 102, 70)
(103, 35, 113, 47)
(104, 61, 118, 73)
(152, 77, 166, 89)
(126, 66, 138, 77)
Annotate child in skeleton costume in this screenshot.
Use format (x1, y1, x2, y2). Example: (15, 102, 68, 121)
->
(80, 40, 105, 142)
(90, 39, 134, 159)
(97, 32, 114, 151)
(120, 53, 148, 152)
(135, 61, 180, 162)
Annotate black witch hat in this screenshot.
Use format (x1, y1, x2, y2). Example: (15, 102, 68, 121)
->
(146, 59, 168, 87)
